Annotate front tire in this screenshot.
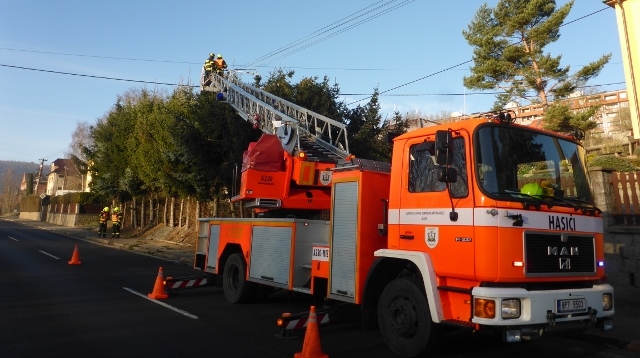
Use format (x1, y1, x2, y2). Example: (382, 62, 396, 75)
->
(222, 253, 256, 303)
(378, 277, 435, 357)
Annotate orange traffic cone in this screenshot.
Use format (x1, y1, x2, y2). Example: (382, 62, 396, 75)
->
(68, 244, 82, 265)
(294, 306, 328, 358)
(148, 267, 168, 299)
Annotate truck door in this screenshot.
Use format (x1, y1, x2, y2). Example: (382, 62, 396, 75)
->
(398, 131, 476, 280)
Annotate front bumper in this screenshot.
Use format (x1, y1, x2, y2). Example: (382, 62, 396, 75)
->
(471, 284, 614, 341)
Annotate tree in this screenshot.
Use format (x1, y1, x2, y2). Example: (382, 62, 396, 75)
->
(67, 121, 93, 161)
(611, 106, 632, 134)
(293, 76, 344, 121)
(541, 101, 598, 133)
(256, 68, 295, 101)
(380, 111, 411, 161)
(463, 0, 611, 130)
(347, 88, 389, 161)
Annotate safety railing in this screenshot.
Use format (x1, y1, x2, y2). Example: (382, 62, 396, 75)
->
(209, 71, 350, 159)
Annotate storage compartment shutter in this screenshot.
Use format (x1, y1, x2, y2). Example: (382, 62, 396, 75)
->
(330, 181, 357, 298)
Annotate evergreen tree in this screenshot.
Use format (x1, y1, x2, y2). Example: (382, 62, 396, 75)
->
(293, 76, 344, 121)
(87, 89, 154, 201)
(379, 111, 411, 161)
(462, 0, 610, 131)
(346, 88, 388, 161)
(190, 91, 259, 201)
(258, 68, 295, 101)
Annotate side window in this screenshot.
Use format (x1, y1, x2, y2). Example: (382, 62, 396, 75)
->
(409, 143, 444, 193)
(408, 138, 468, 197)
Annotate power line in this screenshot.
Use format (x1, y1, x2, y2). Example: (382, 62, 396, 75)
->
(341, 82, 626, 97)
(0, 47, 198, 65)
(0, 63, 623, 98)
(0, 7, 617, 103)
(245, 0, 416, 68)
(243, 0, 394, 67)
(347, 6, 614, 105)
(261, 1, 416, 67)
(0, 63, 195, 87)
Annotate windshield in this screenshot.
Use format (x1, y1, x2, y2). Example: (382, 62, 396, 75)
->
(475, 124, 595, 206)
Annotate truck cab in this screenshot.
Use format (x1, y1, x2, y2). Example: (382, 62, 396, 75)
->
(373, 116, 614, 356)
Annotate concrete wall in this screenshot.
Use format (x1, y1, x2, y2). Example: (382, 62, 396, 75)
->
(19, 211, 41, 221)
(590, 167, 640, 304)
(45, 212, 96, 227)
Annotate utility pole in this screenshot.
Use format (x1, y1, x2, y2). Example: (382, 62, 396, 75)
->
(35, 159, 47, 195)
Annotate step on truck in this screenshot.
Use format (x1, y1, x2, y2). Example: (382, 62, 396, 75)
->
(196, 72, 614, 357)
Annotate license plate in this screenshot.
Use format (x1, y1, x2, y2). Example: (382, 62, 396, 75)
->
(557, 298, 587, 313)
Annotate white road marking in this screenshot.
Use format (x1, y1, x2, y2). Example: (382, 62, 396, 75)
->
(8, 236, 18, 241)
(39, 250, 60, 259)
(122, 287, 198, 319)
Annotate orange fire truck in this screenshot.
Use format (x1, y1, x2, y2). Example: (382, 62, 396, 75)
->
(195, 72, 614, 357)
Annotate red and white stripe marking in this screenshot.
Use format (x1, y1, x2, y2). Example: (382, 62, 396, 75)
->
(283, 312, 329, 330)
(166, 277, 208, 290)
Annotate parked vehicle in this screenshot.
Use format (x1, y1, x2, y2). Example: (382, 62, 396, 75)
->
(194, 73, 614, 357)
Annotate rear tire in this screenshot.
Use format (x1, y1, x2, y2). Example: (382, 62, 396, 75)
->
(223, 253, 256, 303)
(378, 277, 435, 357)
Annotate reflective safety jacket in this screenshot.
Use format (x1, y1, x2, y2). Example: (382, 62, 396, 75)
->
(204, 58, 215, 72)
(112, 212, 123, 225)
(99, 211, 109, 223)
(214, 58, 227, 70)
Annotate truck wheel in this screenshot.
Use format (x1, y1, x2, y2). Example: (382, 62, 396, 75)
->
(223, 253, 256, 303)
(378, 277, 434, 357)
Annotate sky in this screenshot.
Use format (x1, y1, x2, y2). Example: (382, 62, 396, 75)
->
(0, 0, 625, 164)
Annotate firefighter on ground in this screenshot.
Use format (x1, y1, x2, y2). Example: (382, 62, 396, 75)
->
(112, 207, 123, 238)
(203, 53, 215, 87)
(214, 54, 227, 76)
(98, 207, 109, 238)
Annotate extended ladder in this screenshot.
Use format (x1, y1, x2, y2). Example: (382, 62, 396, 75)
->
(202, 71, 350, 160)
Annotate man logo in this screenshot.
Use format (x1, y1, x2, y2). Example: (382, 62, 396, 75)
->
(560, 258, 571, 270)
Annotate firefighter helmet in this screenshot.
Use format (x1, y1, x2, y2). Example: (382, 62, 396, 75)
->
(521, 182, 544, 197)
(217, 54, 222, 58)
(103, 207, 109, 212)
(114, 207, 120, 213)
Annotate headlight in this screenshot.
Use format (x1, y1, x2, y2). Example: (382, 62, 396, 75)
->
(602, 293, 613, 311)
(501, 298, 521, 319)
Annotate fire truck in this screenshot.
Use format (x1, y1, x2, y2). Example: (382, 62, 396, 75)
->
(194, 71, 614, 357)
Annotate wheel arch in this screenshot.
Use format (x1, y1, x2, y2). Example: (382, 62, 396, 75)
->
(364, 249, 443, 323)
(218, 243, 243, 277)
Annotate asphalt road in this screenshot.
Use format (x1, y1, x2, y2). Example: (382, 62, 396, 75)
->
(1, 219, 636, 358)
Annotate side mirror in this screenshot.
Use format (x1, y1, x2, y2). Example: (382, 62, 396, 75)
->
(438, 167, 458, 183)
(435, 130, 453, 165)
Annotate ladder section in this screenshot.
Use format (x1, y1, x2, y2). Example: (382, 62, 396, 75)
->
(207, 71, 350, 160)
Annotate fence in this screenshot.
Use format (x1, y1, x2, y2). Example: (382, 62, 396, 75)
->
(610, 171, 640, 226)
